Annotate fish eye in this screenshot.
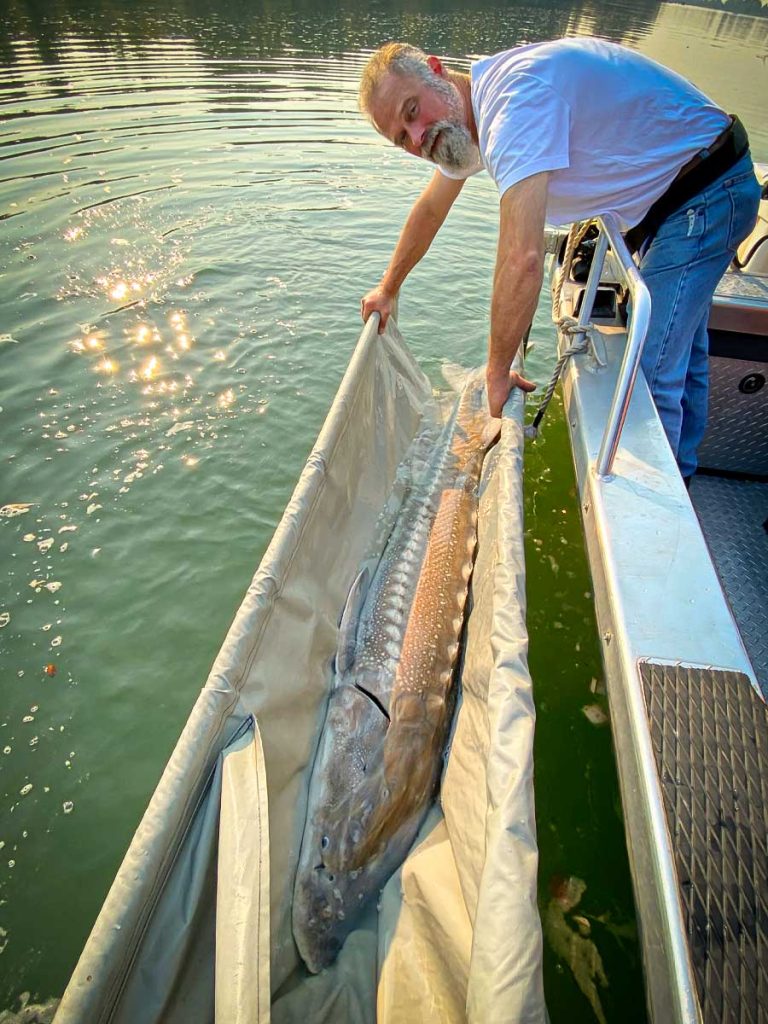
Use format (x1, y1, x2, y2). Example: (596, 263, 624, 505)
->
(321, 835, 329, 850)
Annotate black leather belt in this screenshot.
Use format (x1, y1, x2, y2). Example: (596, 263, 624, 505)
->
(625, 115, 750, 254)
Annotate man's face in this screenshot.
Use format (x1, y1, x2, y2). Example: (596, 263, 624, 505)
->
(370, 68, 480, 174)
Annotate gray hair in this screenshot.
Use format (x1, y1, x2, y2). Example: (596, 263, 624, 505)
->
(358, 43, 434, 118)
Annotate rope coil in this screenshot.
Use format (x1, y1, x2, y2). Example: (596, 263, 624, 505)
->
(524, 317, 593, 439)
(525, 221, 598, 441)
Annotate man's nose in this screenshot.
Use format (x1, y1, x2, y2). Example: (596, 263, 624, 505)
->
(406, 121, 424, 151)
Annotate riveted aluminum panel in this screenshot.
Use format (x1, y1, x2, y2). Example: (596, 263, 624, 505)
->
(691, 476, 768, 696)
(640, 662, 768, 1024)
(698, 357, 768, 475)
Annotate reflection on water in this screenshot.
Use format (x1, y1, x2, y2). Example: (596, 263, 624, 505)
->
(0, 0, 766, 1018)
(2, 0, 766, 65)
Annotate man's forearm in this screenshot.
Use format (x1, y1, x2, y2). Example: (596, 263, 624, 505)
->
(488, 250, 543, 376)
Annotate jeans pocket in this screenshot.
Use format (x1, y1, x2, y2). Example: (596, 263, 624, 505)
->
(641, 202, 706, 273)
(726, 172, 762, 250)
(666, 202, 707, 243)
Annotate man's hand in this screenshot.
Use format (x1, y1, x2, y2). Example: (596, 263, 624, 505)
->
(361, 284, 396, 334)
(486, 364, 536, 418)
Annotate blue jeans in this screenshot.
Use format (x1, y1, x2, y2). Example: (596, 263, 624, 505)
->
(639, 152, 761, 478)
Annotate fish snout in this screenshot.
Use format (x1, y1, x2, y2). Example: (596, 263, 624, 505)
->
(293, 869, 345, 973)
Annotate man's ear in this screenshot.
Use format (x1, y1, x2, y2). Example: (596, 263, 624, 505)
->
(426, 55, 444, 76)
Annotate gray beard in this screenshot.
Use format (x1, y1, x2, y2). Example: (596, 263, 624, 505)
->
(421, 120, 481, 174)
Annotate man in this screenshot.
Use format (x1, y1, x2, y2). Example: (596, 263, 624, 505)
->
(359, 38, 761, 482)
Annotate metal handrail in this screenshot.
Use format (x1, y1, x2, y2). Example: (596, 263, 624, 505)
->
(577, 213, 652, 478)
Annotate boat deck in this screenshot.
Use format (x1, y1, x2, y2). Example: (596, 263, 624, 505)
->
(691, 475, 768, 698)
(551, 202, 768, 1023)
(641, 660, 768, 1024)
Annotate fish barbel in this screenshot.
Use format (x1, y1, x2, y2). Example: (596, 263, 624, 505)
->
(292, 374, 499, 973)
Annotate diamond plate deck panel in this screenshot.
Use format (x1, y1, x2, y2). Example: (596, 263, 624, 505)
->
(698, 358, 768, 475)
(690, 476, 768, 696)
(640, 662, 768, 1024)
(714, 273, 768, 302)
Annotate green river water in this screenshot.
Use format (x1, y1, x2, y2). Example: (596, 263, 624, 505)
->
(0, 0, 766, 1018)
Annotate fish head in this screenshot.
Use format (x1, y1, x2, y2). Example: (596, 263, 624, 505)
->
(316, 676, 391, 862)
(293, 681, 389, 972)
(293, 796, 416, 974)
(292, 843, 371, 973)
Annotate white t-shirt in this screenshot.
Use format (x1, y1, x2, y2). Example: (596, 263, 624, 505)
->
(441, 38, 729, 230)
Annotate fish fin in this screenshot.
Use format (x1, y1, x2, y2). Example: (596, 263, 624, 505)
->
(335, 566, 371, 674)
(441, 361, 475, 393)
(482, 416, 502, 449)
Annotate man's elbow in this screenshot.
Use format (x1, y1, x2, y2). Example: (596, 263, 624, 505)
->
(520, 249, 545, 282)
(496, 247, 544, 288)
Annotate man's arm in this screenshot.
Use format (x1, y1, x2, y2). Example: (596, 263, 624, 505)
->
(361, 170, 465, 332)
(486, 172, 549, 416)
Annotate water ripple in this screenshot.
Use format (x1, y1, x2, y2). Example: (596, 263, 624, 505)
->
(1, 2, 766, 1017)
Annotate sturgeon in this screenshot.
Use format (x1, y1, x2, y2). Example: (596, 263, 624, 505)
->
(292, 374, 499, 973)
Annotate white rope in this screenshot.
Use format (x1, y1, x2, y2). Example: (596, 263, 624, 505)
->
(524, 317, 593, 439)
(525, 222, 597, 441)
